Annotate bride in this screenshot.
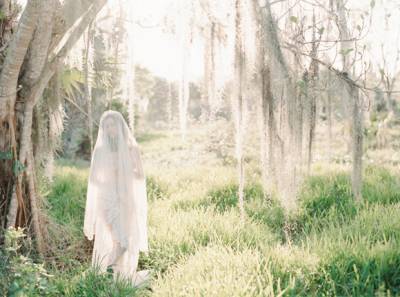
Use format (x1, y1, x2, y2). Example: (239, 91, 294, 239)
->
(83, 110, 149, 286)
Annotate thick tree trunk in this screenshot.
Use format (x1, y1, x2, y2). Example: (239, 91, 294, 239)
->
(7, 1, 55, 247)
(0, 0, 39, 120)
(1, 0, 107, 253)
(0, 0, 41, 230)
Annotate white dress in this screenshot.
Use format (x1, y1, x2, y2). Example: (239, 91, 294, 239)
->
(83, 111, 148, 284)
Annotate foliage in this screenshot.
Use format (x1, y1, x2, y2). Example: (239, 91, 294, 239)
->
(135, 65, 156, 102)
(0, 228, 142, 296)
(146, 176, 169, 202)
(9, 129, 400, 296)
(0, 228, 59, 296)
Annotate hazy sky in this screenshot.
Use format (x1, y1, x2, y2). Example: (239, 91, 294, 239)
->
(15, 0, 400, 80)
(127, 0, 400, 80)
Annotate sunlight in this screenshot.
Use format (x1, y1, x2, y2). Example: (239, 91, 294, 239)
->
(104, 0, 204, 81)
(2, 0, 400, 295)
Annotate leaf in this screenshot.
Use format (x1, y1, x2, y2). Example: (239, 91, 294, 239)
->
(289, 16, 298, 23)
(13, 160, 26, 176)
(0, 150, 13, 160)
(296, 80, 306, 90)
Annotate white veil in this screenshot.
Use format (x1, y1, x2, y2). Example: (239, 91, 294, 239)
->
(84, 110, 148, 265)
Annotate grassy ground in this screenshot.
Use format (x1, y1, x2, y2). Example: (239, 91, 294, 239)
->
(1, 122, 400, 296)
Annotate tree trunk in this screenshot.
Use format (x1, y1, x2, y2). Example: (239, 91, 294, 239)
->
(0, 0, 39, 121)
(10, 2, 55, 249)
(1, 0, 41, 230)
(201, 24, 211, 122)
(126, 6, 136, 133)
(208, 22, 217, 121)
(0, 0, 12, 48)
(252, 0, 277, 192)
(335, 0, 363, 201)
(1, 0, 107, 252)
(327, 72, 333, 159)
(259, 70, 268, 189)
(167, 82, 173, 128)
(306, 13, 319, 173)
(261, 0, 300, 211)
(349, 83, 363, 201)
(84, 22, 95, 153)
(178, 0, 190, 140)
(233, 0, 246, 219)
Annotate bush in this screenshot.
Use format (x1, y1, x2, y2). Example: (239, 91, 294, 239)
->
(296, 173, 357, 234)
(0, 228, 59, 297)
(311, 247, 400, 296)
(37, 160, 400, 296)
(363, 166, 400, 205)
(143, 206, 276, 274)
(295, 167, 400, 236)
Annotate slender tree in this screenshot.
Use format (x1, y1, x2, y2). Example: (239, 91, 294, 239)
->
(305, 12, 320, 173)
(178, 0, 191, 140)
(233, 0, 246, 219)
(83, 21, 95, 153)
(334, 0, 363, 201)
(251, 0, 277, 192)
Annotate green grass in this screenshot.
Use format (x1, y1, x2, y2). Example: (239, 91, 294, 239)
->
(2, 130, 400, 296)
(136, 132, 166, 143)
(51, 266, 139, 297)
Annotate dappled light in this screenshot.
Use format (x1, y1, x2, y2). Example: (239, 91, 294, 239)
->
(1, 0, 400, 295)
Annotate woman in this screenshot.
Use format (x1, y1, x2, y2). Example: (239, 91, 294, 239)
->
(83, 110, 149, 286)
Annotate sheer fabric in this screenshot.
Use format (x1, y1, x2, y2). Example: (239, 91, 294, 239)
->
(83, 110, 148, 282)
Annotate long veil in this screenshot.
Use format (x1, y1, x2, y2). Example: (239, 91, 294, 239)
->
(84, 110, 148, 255)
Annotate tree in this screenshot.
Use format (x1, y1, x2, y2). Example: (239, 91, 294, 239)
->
(334, 0, 364, 201)
(0, 0, 107, 254)
(259, 0, 301, 212)
(177, 0, 192, 140)
(83, 21, 95, 153)
(232, 0, 246, 220)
